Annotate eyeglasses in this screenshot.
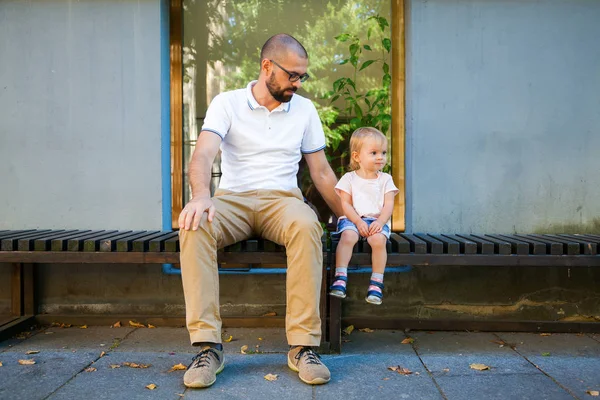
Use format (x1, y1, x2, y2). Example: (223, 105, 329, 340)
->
(270, 59, 310, 83)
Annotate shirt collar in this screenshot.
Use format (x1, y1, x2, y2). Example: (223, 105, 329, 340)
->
(246, 81, 291, 113)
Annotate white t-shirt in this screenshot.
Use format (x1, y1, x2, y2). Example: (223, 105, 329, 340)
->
(335, 171, 399, 226)
(200, 81, 326, 192)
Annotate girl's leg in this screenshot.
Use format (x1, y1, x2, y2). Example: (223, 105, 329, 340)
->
(366, 233, 388, 304)
(330, 230, 359, 298)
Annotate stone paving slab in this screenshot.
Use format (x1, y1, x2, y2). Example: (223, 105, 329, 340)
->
(0, 351, 98, 400)
(340, 329, 414, 354)
(523, 356, 600, 398)
(409, 331, 510, 354)
(434, 373, 574, 400)
(496, 332, 600, 357)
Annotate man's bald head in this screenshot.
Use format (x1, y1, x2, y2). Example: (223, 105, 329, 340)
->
(260, 34, 308, 63)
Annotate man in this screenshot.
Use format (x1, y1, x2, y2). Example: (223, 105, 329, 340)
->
(178, 33, 342, 388)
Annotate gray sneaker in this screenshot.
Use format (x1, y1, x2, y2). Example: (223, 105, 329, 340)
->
(287, 346, 331, 385)
(183, 346, 224, 388)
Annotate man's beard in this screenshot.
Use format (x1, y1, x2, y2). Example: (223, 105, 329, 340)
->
(266, 74, 296, 103)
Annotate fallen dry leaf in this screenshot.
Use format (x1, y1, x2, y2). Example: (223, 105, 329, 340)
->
(540, 333, 551, 336)
(169, 363, 187, 372)
(359, 328, 375, 333)
(382, 377, 390, 381)
(264, 373, 278, 381)
(123, 362, 151, 369)
(490, 339, 505, 346)
(442, 368, 450, 373)
(45, 332, 54, 335)
(112, 321, 122, 328)
(388, 366, 412, 375)
(129, 321, 145, 328)
(99, 351, 106, 358)
(343, 325, 355, 335)
(261, 312, 277, 317)
(586, 390, 599, 397)
(15, 332, 31, 339)
(84, 367, 97, 372)
(240, 345, 249, 354)
(18, 359, 36, 365)
(470, 363, 490, 371)
(0, 362, 3, 367)
(110, 364, 121, 369)
(258, 337, 263, 341)
(145, 384, 157, 390)
(25, 350, 40, 355)
(79, 325, 88, 329)
(147, 324, 156, 329)
(401, 338, 415, 344)
(224, 335, 233, 343)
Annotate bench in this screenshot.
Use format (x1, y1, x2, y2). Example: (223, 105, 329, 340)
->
(0, 229, 333, 352)
(327, 233, 600, 352)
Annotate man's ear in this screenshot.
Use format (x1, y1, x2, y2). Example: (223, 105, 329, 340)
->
(261, 59, 272, 76)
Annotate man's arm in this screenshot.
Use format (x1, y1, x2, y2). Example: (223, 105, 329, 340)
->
(178, 131, 222, 230)
(304, 150, 343, 218)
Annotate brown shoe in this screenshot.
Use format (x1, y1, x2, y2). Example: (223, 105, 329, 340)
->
(287, 346, 331, 385)
(183, 346, 224, 388)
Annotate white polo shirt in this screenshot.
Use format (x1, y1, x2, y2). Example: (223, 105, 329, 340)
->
(201, 81, 326, 192)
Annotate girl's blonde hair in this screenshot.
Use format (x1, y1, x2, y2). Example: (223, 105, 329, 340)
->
(348, 127, 387, 171)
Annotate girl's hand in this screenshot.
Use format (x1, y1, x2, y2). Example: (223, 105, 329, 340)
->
(356, 220, 370, 237)
(368, 220, 384, 235)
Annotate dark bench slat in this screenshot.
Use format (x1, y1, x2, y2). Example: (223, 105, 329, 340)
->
(69, 231, 118, 251)
(428, 234, 460, 254)
(515, 234, 563, 255)
(456, 234, 495, 254)
(24, 230, 80, 251)
(536, 235, 581, 255)
(243, 239, 259, 252)
(116, 231, 161, 252)
(389, 233, 411, 253)
(18, 230, 70, 251)
(51, 230, 96, 251)
(99, 231, 146, 252)
(399, 234, 427, 254)
(497, 234, 546, 255)
(224, 242, 243, 252)
(148, 231, 179, 252)
(84, 231, 133, 252)
(35, 230, 92, 251)
(263, 240, 285, 252)
(2, 230, 53, 251)
(486, 234, 530, 255)
(570, 234, 600, 247)
(164, 234, 180, 253)
(579, 233, 600, 241)
(441, 234, 478, 254)
(558, 235, 598, 255)
(133, 231, 175, 252)
(471, 234, 512, 255)
(414, 234, 444, 254)
(0, 230, 37, 240)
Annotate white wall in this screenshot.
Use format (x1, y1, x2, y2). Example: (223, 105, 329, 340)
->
(0, 0, 162, 229)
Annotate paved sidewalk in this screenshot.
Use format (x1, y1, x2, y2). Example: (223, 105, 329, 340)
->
(0, 325, 599, 399)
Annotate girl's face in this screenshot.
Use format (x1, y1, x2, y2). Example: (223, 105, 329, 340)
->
(353, 137, 388, 173)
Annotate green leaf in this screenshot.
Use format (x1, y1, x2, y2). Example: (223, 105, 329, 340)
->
(350, 56, 358, 68)
(377, 16, 389, 32)
(331, 94, 340, 103)
(359, 60, 376, 71)
(339, 59, 349, 65)
(353, 103, 363, 119)
(335, 33, 351, 42)
(346, 78, 356, 91)
(383, 62, 389, 74)
(382, 73, 392, 89)
(350, 117, 362, 128)
(363, 45, 372, 51)
(333, 78, 345, 93)
(349, 43, 359, 57)
(382, 38, 392, 53)
(367, 27, 373, 40)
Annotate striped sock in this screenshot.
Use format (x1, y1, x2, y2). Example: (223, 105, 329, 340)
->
(368, 273, 384, 295)
(333, 267, 348, 289)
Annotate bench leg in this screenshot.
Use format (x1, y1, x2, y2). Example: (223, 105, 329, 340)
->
(0, 263, 36, 341)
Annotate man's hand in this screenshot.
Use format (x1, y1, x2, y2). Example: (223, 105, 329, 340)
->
(356, 219, 370, 238)
(179, 197, 216, 231)
(368, 220, 384, 236)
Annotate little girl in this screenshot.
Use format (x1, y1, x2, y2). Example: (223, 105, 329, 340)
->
(329, 127, 399, 305)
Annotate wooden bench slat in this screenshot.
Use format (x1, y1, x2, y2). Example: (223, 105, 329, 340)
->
(132, 231, 175, 252)
(0, 230, 37, 240)
(389, 233, 411, 253)
(97, 231, 146, 252)
(486, 234, 530, 255)
(497, 234, 546, 255)
(428, 234, 460, 254)
(515, 234, 563, 255)
(243, 239, 259, 252)
(2, 230, 53, 251)
(263, 240, 285, 252)
(399, 234, 427, 254)
(35, 230, 90, 251)
(68, 231, 118, 251)
(50, 230, 93, 251)
(456, 234, 495, 254)
(224, 242, 243, 252)
(414, 234, 444, 254)
(471, 234, 512, 255)
(116, 231, 161, 252)
(537, 235, 581, 255)
(83, 231, 132, 252)
(149, 231, 179, 252)
(569, 234, 600, 247)
(548, 234, 598, 255)
(440, 234, 478, 254)
(18, 230, 69, 251)
(164, 234, 180, 253)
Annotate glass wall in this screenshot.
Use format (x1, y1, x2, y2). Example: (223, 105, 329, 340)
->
(181, 0, 392, 204)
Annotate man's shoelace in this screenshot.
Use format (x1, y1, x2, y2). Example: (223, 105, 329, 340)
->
(295, 347, 323, 365)
(190, 348, 220, 369)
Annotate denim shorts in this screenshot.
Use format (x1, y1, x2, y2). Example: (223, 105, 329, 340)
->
(332, 217, 391, 239)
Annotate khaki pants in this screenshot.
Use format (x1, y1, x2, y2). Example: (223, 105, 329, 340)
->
(179, 188, 323, 347)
